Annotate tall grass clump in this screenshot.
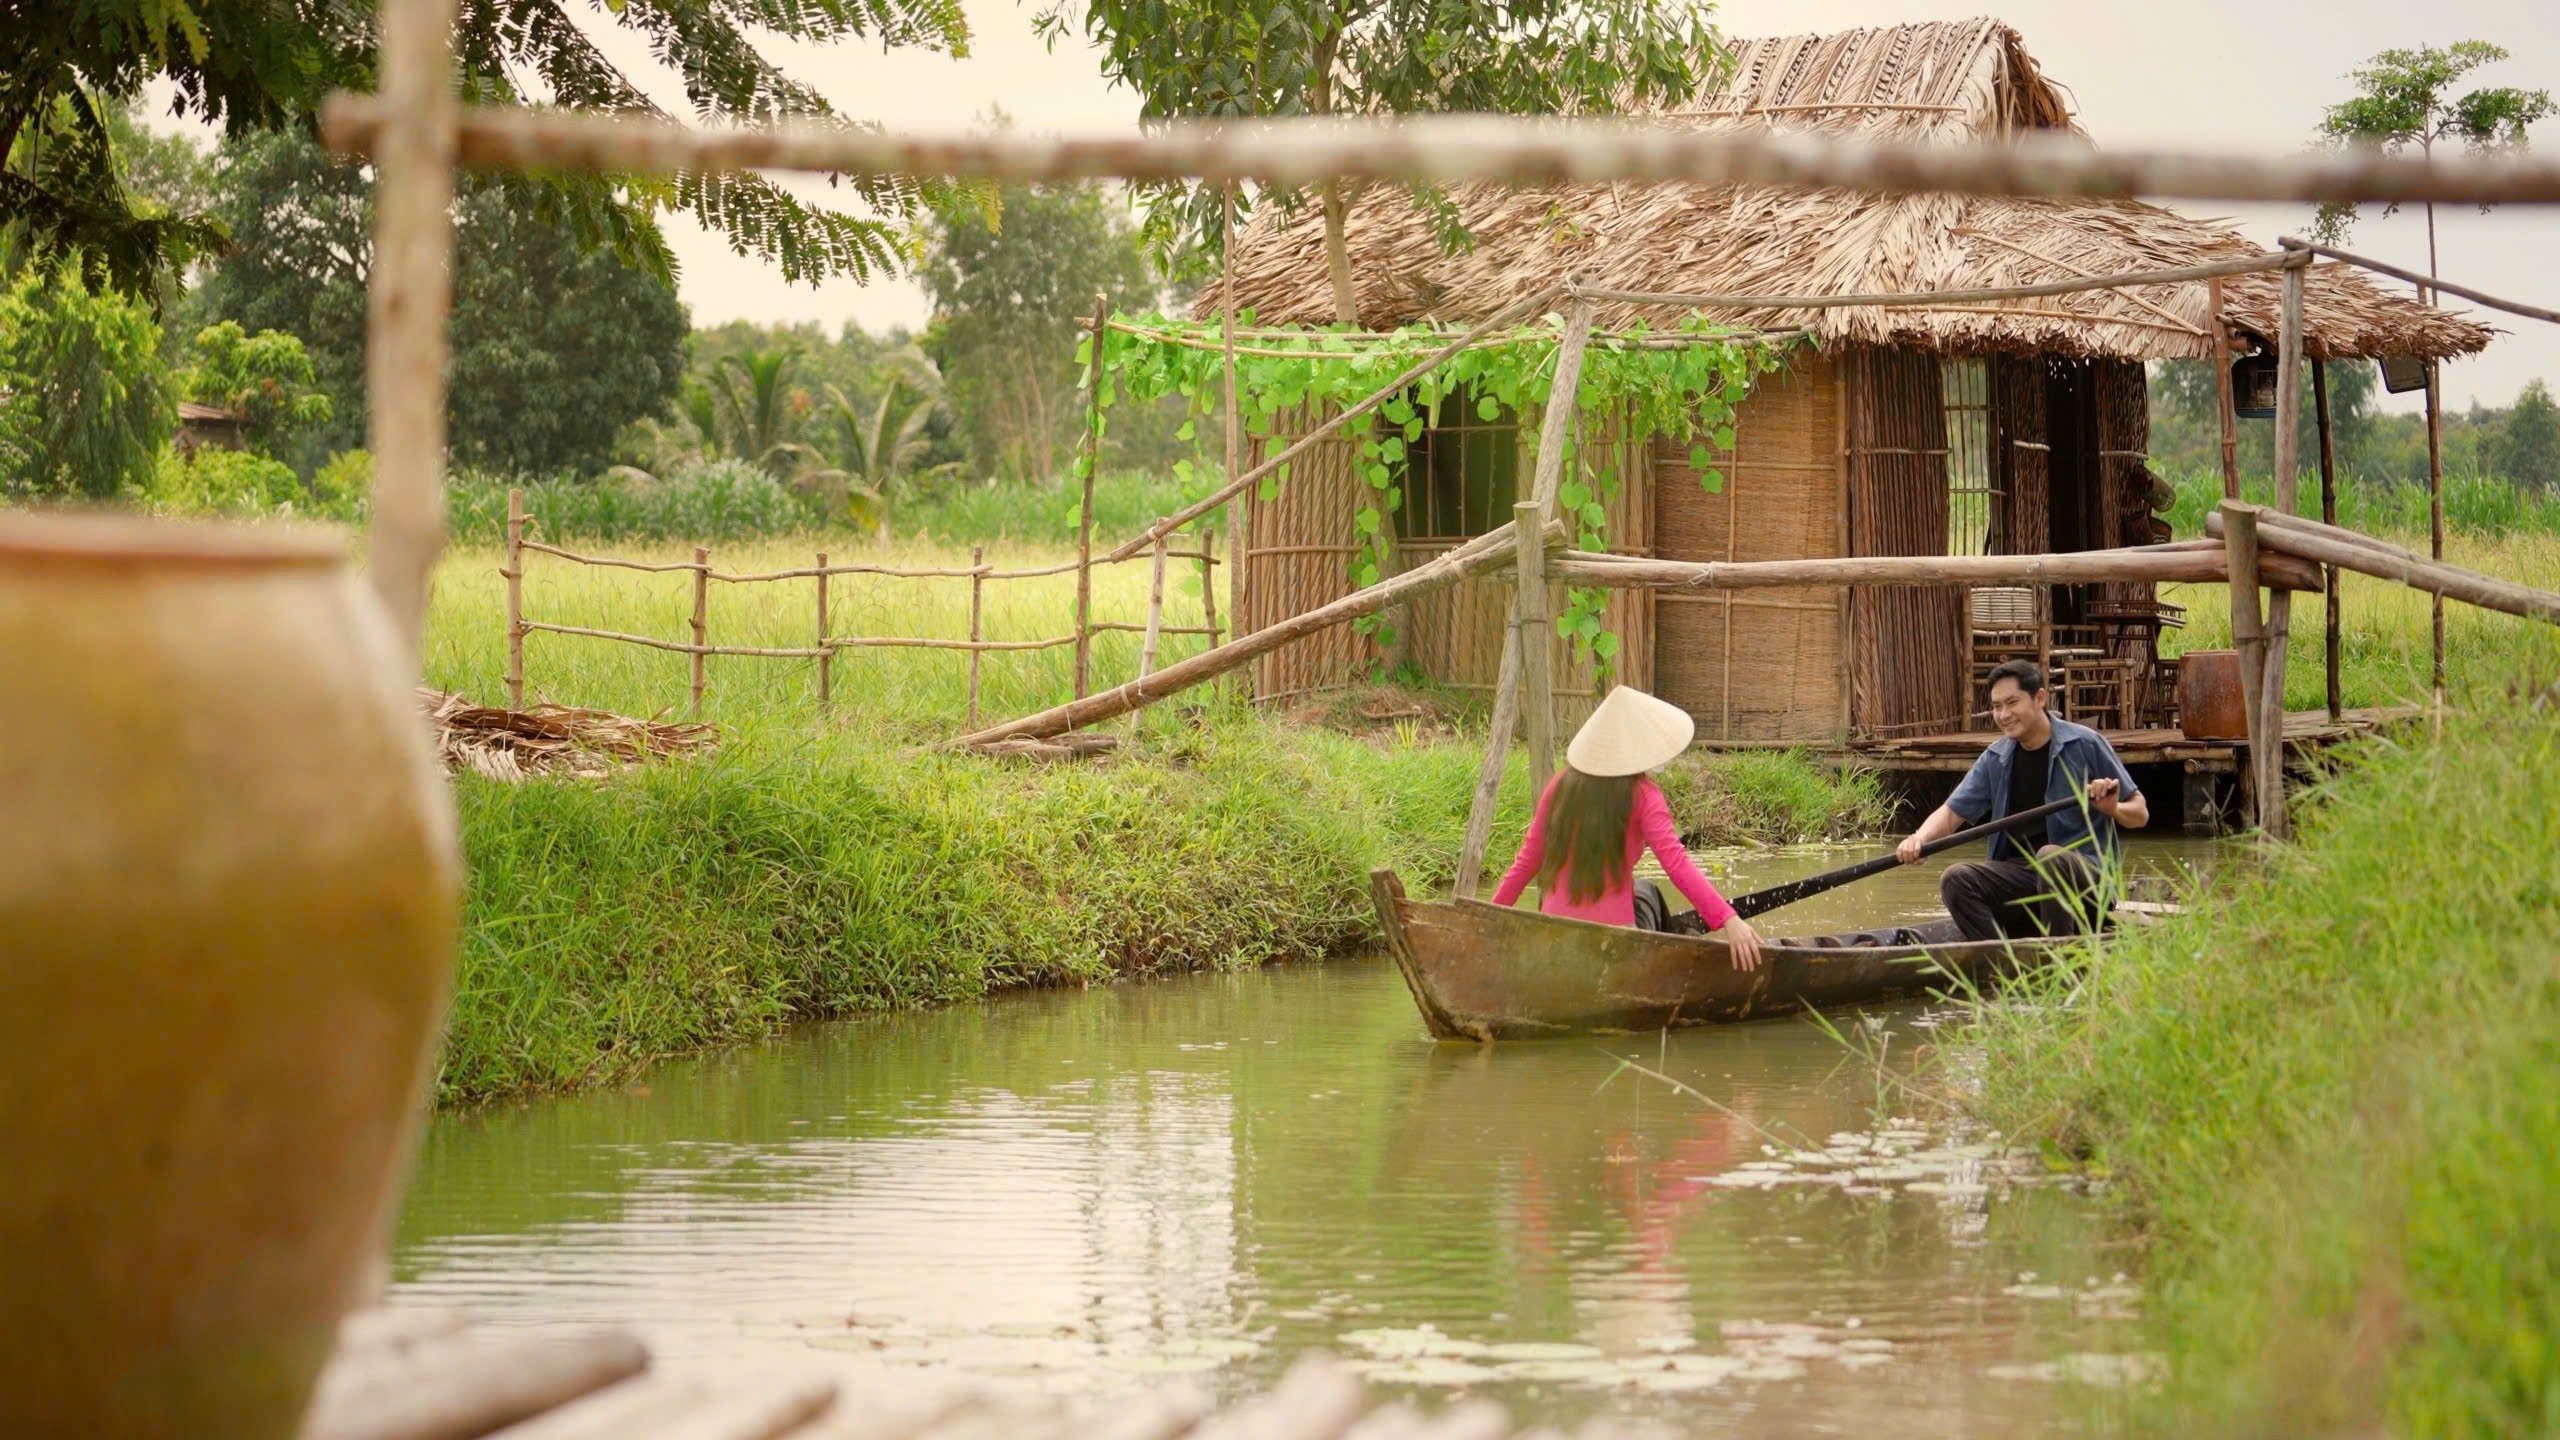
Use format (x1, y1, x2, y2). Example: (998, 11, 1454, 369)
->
(1968, 703, 2560, 1435)
(2159, 464, 2560, 542)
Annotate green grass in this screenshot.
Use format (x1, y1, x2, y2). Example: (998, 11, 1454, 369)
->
(424, 537, 1884, 1105)
(1967, 704, 2560, 1434)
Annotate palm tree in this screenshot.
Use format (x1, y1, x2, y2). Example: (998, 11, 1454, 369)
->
(701, 345, 819, 476)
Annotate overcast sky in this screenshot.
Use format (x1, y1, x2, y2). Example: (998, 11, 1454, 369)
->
(140, 1, 2557, 410)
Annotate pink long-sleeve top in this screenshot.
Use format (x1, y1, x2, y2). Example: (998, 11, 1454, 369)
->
(1491, 774, 1738, 929)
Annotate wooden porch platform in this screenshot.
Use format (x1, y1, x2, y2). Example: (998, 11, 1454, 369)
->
(1845, 706, 2418, 774)
(298, 1308, 1658, 1440)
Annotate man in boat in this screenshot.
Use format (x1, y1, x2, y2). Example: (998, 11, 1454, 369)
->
(1895, 659, 2150, 940)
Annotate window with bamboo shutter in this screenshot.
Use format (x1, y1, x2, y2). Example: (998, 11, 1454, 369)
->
(1941, 359, 1998, 556)
(1394, 383, 1521, 541)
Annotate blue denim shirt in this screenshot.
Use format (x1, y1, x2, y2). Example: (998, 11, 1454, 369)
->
(1946, 713, 2141, 864)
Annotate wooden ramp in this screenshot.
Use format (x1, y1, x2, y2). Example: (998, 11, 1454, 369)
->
(299, 1308, 1662, 1440)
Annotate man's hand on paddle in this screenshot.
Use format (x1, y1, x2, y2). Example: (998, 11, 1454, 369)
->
(1722, 917, 1764, 972)
(1896, 803, 1967, 865)
(2088, 777, 2121, 816)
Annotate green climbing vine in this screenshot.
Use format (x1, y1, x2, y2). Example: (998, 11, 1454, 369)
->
(1076, 311, 1797, 673)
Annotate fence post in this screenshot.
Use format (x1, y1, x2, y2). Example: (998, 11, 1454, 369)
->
(1198, 529, 1221, 643)
(1139, 535, 1170, 681)
(504, 485, 526, 709)
(815, 550, 831, 713)
(1074, 290, 1109, 700)
(690, 544, 710, 719)
(967, 544, 986, 727)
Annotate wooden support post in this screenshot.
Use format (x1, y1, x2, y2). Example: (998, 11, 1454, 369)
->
(2209, 277, 2241, 501)
(1452, 629, 1524, 900)
(690, 545, 710, 718)
(965, 545, 986, 725)
(2222, 503, 2268, 833)
(2425, 358, 2446, 700)
(2313, 359, 2341, 722)
(814, 551, 831, 712)
(504, 486, 526, 709)
(1198, 530, 1221, 642)
(1221, 187, 1247, 669)
(1512, 297, 1599, 801)
(1074, 290, 1108, 700)
(364, 0, 461, 660)
(2245, 257, 2306, 841)
(1138, 535, 1170, 681)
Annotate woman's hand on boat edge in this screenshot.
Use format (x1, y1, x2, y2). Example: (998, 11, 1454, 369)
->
(1723, 918, 1764, 972)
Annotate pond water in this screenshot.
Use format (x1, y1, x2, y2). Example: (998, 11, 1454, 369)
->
(392, 838, 2214, 1435)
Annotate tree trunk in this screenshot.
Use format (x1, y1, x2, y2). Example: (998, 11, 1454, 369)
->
(1321, 181, 1360, 327)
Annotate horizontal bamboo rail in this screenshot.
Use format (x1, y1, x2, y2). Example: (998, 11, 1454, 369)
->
(523, 620, 826, 659)
(1103, 319, 1793, 358)
(1551, 542, 2327, 593)
(319, 99, 2560, 209)
(949, 520, 1553, 748)
(520, 539, 1212, 584)
(831, 635, 1079, 652)
(1569, 252, 2293, 314)
(2280, 236, 2560, 327)
(2207, 507, 2560, 624)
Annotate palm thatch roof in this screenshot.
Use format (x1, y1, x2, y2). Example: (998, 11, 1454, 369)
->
(1205, 19, 2491, 362)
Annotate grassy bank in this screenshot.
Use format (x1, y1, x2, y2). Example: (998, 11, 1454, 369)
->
(1968, 705, 2560, 1434)
(426, 540, 1885, 1105)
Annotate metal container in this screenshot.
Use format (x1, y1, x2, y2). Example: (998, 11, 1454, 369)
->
(0, 513, 458, 1438)
(2177, 649, 2249, 740)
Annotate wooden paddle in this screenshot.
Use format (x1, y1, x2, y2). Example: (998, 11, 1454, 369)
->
(1723, 795, 2087, 921)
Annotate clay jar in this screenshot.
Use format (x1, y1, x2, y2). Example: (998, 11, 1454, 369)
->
(0, 513, 458, 1437)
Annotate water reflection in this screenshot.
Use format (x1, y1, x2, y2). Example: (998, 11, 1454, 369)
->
(394, 841, 2201, 1432)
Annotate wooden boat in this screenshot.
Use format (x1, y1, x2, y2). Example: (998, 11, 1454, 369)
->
(1369, 869, 2078, 1040)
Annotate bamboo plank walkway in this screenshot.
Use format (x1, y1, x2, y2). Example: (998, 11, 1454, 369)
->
(298, 1309, 1664, 1440)
(1847, 706, 2417, 773)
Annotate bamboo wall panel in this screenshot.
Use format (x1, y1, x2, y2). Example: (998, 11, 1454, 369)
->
(1847, 346, 1967, 735)
(1993, 355, 2050, 554)
(2096, 358, 2160, 609)
(1652, 354, 1844, 742)
(1240, 402, 1371, 698)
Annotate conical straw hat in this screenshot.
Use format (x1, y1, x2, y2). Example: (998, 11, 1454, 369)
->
(1565, 685, 1695, 778)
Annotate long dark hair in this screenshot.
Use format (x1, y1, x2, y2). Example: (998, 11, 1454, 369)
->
(1538, 765, 1639, 904)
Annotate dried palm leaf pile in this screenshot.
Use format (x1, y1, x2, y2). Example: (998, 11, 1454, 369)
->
(420, 689, 719, 781)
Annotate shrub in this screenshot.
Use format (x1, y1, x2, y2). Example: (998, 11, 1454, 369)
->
(146, 447, 305, 514)
(310, 449, 374, 521)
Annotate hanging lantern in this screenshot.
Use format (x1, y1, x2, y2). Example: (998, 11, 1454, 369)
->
(2379, 354, 2429, 394)
(2231, 349, 2278, 419)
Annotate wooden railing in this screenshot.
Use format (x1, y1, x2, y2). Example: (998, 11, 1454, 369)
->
(498, 489, 1221, 722)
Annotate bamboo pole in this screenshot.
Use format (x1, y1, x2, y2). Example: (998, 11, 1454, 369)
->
(2255, 255, 2306, 842)
(1104, 285, 1559, 563)
(2209, 510, 2560, 625)
(2280, 236, 2560, 327)
(1075, 291, 1108, 700)
(967, 544, 984, 726)
(1514, 298, 1598, 803)
(504, 486, 526, 709)
(815, 550, 831, 711)
(2425, 358, 2446, 700)
(1221, 186, 1247, 670)
(2312, 360, 2342, 722)
(361, 0, 460, 658)
(1198, 530, 1221, 641)
(1451, 629, 1523, 900)
(690, 545, 710, 718)
(518, 621, 829, 658)
(1550, 544, 2324, 593)
(320, 98, 2560, 211)
(2221, 503, 2269, 832)
(2209, 278, 2240, 501)
(948, 520, 1546, 748)
(1139, 536, 1170, 680)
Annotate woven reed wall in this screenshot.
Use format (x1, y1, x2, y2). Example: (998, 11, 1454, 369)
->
(1238, 401, 1654, 712)
(1846, 347, 1968, 736)
(2095, 358, 2159, 610)
(1993, 355, 2050, 555)
(1239, 403, 1370, 699)
(1652, 353, 1845, 742)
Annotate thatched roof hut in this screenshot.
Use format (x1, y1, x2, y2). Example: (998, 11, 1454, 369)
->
(1200, 19, 2493, 752)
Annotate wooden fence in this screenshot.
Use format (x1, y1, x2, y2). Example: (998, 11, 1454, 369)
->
(498, 489, 1222, 722)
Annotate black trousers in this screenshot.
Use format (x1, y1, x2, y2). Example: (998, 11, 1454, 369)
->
(1940, 846, 2108, 942)
(1632, 878, 1709, 935)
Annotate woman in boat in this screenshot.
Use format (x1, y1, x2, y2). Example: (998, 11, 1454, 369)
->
(1490, 686, 1764, 970)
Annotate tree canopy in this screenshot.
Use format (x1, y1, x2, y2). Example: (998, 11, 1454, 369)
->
(0, 266, 172, 498)
(194, 128, 687, 476)
(4, 0, 977, 300)
(1034, 0, 1721, 323)
(2309, 41, 2555, 250)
